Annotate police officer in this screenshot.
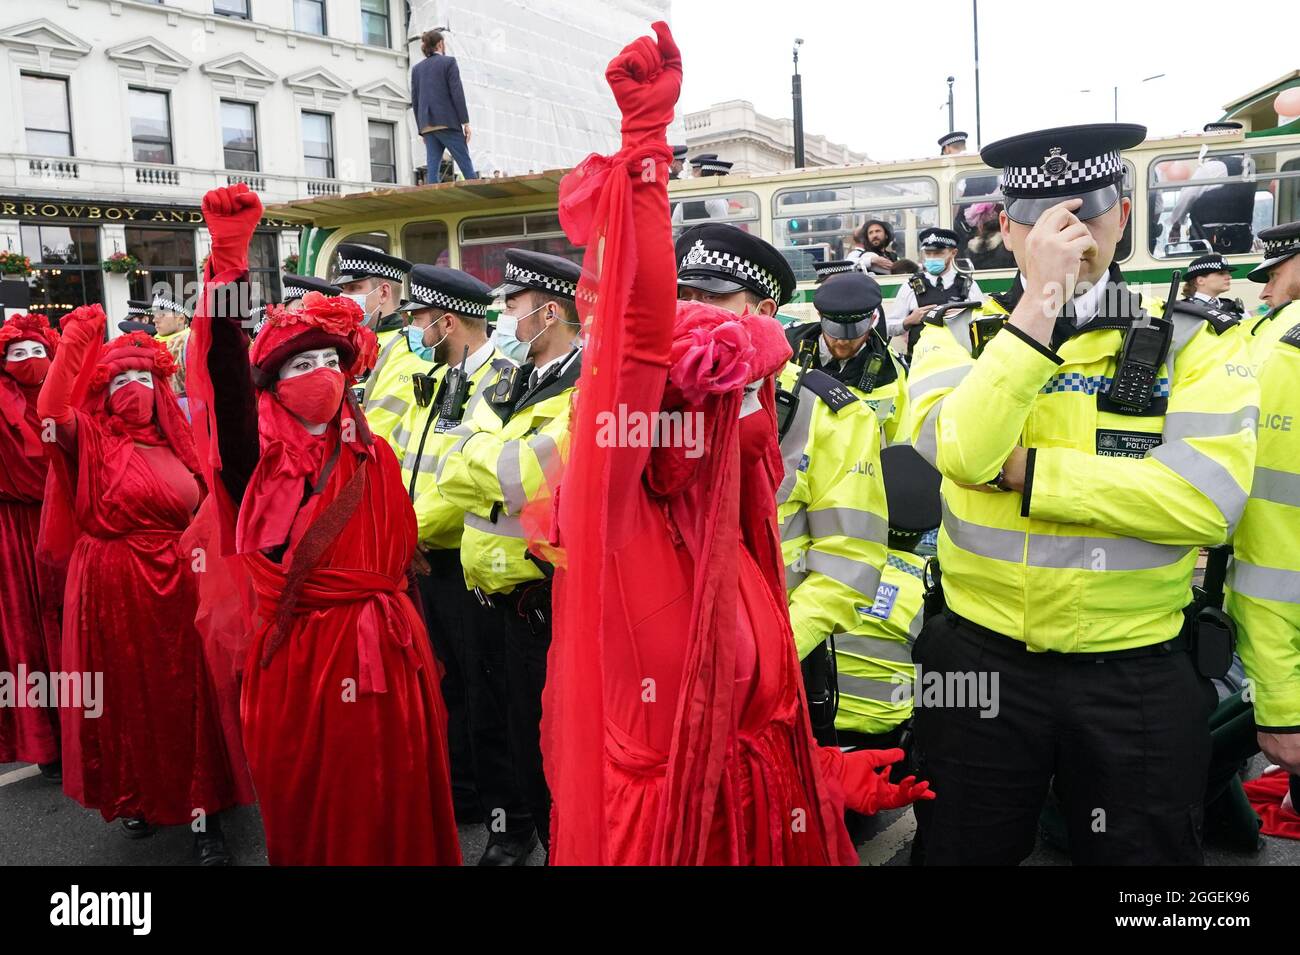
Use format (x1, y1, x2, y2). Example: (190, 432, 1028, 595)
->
(146, 288, 192, 398)
(813, 259, 856, 285)
(834, 444, 940, 750)
(669, 144, 688, 180)
(437, 249, 584, 855)
(672, 154, 731, 226)
(389, 264, 536, 864)
(887, 227, 983, 359)
(788, 270, 910, 446)
(118, 299, 156, 334)
(331, 242, 419, 444)
(1225, 305, 1300, 817)
(676, 224, 890, 747)
(908, 123, 1259, 865)
(938, 130, 969, 156)
(1181, 253, 1243, 315)
(1239, 221, 1300, 362)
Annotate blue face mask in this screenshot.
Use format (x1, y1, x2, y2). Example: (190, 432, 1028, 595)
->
(405, 323, 442, 363)
(491, 303, 549, 365)
(923, 258, 947, 276)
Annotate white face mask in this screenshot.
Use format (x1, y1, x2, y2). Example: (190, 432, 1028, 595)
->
(492, 302, 550, 364)
(346, 291, 371, 313)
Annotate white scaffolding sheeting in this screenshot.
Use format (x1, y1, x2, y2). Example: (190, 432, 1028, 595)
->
(409, 0, 682, 178)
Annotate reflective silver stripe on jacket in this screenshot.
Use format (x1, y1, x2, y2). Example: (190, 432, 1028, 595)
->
(808, 506, 889, 545)
(776, 390, 817, 505)
(781, 507, 810, 543)
(1251, 467, 1300, 508)
(465, 511, 527, 540)
(1163, 408, 1258, 443)
(837, 673, 910, 703)
(1228, 559, 1300, 605)
(805, 550, 882, 598)
(835, 632, 913, 665)
(1149, 441, 1248, 531)
(496, 441, 527, 514)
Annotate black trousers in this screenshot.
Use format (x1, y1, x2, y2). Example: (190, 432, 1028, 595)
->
(499, 582, 554, 849)
(911, 611, 1215, 866)
(419, 552, 531, 839)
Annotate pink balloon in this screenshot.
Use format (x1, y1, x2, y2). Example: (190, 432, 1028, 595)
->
(1274, 87, 1300, 118)
(1163, 160, 1192, 182)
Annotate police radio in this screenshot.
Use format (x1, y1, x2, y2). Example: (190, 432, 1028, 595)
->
(775, 348, 814, 442)
(1101, 272, 1178, 415)
(437, 346, 472, 427)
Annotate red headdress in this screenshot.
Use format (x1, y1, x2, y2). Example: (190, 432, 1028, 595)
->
(37, 306, 201, 570)
(235, 291, 378, 554)
(0, 313, 61, 455)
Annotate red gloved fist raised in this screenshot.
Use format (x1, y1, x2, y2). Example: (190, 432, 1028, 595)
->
(201, 183, 264, 278)
(607, 20, 682, 146)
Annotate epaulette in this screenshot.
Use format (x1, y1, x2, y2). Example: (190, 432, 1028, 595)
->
(1166, 298, 1240, 336)
(1282, 321, 1300, 350)
(798, 368, 858, 413)
(923, 301, 981, 327)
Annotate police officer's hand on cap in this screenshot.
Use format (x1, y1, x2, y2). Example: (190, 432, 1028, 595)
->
(1016, 198, 1099, 344)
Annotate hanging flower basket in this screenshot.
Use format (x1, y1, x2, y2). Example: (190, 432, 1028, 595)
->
(283, 253, 300, 274)
(101, 251, 141, 274)
(0, 250, 34, 278)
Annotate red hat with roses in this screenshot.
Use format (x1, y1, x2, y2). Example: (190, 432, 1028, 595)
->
(247, 291, 377, 389)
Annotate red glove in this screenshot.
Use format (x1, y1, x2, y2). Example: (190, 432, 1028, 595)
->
(607, 20, 682, 147)
(840, 747, 936, 815)
(37, 304, 105, 426)
(202, 183, 264, 277)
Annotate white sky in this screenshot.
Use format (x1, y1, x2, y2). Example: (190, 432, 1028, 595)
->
(674, 0, 1299, 162)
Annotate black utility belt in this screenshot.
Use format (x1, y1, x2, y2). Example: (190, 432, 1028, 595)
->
(945, 609, 1189, 663)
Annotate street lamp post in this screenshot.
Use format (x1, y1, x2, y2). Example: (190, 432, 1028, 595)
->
(972, 0, 982, 147)
(792, 38, 805, 168)
(1082, 74, 1165, 121)
(947, 76, 956, 133)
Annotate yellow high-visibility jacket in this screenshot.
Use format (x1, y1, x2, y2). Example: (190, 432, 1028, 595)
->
(437, 350, 580, 594)
(835, 548, 926, 736)
(1226, 304, 1300, 731)
(775, 367, 889, 660)
(391, 344, 506, 551)
(783, 324, 911, 447)
(1234, 304, 1294, 370)
(910, 279, 1258, 652)
(363, 321, 432, 446)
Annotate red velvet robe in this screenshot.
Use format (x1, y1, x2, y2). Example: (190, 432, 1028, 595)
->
(239, 441, 461, 865)
(51, 412, 240, 823)
(546, 150, 857, 865)
(0, 377, 62, 765)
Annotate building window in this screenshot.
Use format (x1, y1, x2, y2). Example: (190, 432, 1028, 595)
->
(1149, 148, 1300, 259)
(19, 224, 102, 322)
(248, 231, 282, 304)
(22, 74, 73, 158)
(459, 212, 583, 288)
(773, 178, 940, 283)
(213, 0, 250, 18)
(360, 0, 390, 47)
(368, 120, 396, 183)
(125, 227, 197, 307)
(302, 111, 334, 178)
(221, 100, 259, 172)
(294, 0, 326, 35)
(327, 231, 391, 282)
(129, 88, 174, 165)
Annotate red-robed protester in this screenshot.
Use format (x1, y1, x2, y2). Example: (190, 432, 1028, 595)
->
(0, 314, 63, 772)
(541, 23, 932, 865)
(186, 184, 460, 865)
(36, 305, 242, 843)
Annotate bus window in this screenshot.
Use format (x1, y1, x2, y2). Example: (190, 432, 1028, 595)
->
(402, 220, 450, 268)
(1148, 147, 1300, 258)
(669, 191, 760, 238)
(952, 164, 1134, 270)
(772, 178, 938, 283)
(458, 211, 583, 288)
(326, 230, 391, 280)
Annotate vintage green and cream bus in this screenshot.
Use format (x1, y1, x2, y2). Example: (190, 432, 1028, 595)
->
(267, 122, 1300, 323)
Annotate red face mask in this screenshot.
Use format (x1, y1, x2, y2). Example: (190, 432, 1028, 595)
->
(107, 380, 155, 425)
(276, 368, 344, 426)
(5, 356, 50, 387)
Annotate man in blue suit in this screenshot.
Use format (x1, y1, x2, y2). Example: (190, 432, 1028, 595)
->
(411, 30, 478, 182)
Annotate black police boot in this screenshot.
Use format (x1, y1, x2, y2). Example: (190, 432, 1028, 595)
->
(476, 829, 539, 866)
(194, 816, 234, 867)
(120, 817, 156, 840)
(37, 761, 61, 783)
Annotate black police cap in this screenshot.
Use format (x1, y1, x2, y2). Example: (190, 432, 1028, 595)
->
(676, 223, 797, 306)
(1185, 254, 1238, 279)
(981, 123, 1146, 225)
(813, 272, 883, 340)
(918, 227, 960, 250)
(1248, 220, 1300, 283)
(492, 248, 583, 302)
(281, 273, 342, 303)
(813, 259, 856, 284)
(938, 130, 968, 150)
(332, 243, 412, 285)
(400, 264, 495, 317)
